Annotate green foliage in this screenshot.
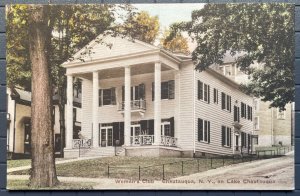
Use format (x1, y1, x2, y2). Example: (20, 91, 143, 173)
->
(124, 11, 160, 44)
(161, 26, 190, 55)
(169, 4, 294, 110)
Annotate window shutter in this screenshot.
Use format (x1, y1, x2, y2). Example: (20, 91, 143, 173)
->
(214, 88, 216, 103)
(227, 128, 230, 147)
(221, 93, 225, 109)
(198, 119, 203, 141)
(247, 105, 250, 120)
(135, 86, 139, 100)
(113, 122, 120, 144)
(204, 121, 208, 141)
(130, 86, 133, 101)
(229, 96, 231, 112)
(99, 89, 102, 106)
(208, 85, 210, 104)
(250, 107, 253, 121)
(138, 83, 145, 100)
(208, 121, 210, 143)
(238, 107, 240, 122)
(241, 103, 244, 117)
(122, 86, 125, 102)
(170, 117, 175, 137)
(168, 80, 175, 99)
(234, 106, 237, 122)
(111, 88, 116, 105)
(148, 119, 154, 135)
(197, 81, 200, 100)
(152, 82, 154, 101)
(119, 122, 124, 145)
(221, 126, 225, 146)
(229, 128, 232, 147)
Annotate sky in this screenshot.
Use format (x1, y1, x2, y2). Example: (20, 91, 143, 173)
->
(134, 4, 205, 32)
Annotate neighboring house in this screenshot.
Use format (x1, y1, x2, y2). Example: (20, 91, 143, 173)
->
(216, 61, 294, 147)
(6, 87, 82, 159)
(62, 36, 254, 158)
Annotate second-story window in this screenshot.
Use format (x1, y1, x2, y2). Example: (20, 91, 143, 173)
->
(152, 80, 175, 100)
(241, 102, 247, 118)
(234, 106, 240, 122)
(122, 83, 145, 102)
(198, 80, 210, 103)
(99, 88, 116, 106)
(247, 105, 253, 121)
(254, 116, 259, 130)
(221, 92, 231, 112)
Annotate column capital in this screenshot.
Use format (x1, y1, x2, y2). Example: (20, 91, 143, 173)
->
(124, 65, 131, 68)
(154, 61, 161, 65)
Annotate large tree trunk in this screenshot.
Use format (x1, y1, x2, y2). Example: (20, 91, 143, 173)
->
(28, 5, 59, 187)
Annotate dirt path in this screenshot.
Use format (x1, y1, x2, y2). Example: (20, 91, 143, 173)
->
(7, 153, 294, 190)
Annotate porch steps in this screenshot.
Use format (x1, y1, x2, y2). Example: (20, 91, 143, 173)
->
(116, 148, 125, 156)
(78, 147, 116, 158)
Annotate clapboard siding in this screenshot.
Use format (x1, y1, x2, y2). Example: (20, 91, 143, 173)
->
(177, 63, 194, 149)
(194, 69, 254, 155)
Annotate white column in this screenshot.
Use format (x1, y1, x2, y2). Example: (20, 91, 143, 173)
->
(66, 75, 73, 149)
(92, 71, 99, 147)
(124, 66, 131, 146)
(154, 62, 161, 145)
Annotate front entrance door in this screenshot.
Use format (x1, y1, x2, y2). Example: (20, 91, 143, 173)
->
(24, 122, 31, 154)
(131, 124, 141, 145)
(100, 126, 113, 147)
(235, 135, 239, 151)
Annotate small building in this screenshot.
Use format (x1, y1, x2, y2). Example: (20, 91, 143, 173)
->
(6, 87, 82, 159)
(62, 36, 255, 158)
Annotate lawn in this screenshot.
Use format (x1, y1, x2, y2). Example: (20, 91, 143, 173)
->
(9, 156, 250, 180)
(7, 180, 94, 190)
(7, 159, 31, 169)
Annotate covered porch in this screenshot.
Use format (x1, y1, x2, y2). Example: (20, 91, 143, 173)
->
(62, 37, 181, 155)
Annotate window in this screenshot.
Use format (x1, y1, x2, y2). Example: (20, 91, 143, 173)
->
(122, 83, 145, 102)
(198, 118, 210, 143)
(254, 116, 259, 130)
(99, 88, 116, 106)
(224, 65, 232, 76)
(73, 108, 77, 122)
(198, 80, 210, 103)
(247, 105, 253, 121)
(213, 88, 218, 104)
(234, 106, 240, 122)
(221, 92, 231, 112)
(152, 80, 175, 100)
(277, 109, 286, 120)
(73, 79, 82, 98)
(221, 126, 232, 147)
(241, 102, 247, 118)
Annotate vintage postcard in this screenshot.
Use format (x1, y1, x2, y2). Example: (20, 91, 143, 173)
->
(6, 3, 294, 190)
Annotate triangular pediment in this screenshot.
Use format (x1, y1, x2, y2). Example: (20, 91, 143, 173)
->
(64, 35, 159, 66)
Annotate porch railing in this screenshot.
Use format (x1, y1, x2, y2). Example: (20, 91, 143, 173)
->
(161, 135, 177, 147)
(118, 100, 146, 111)
(130, 135, 154, 145)
(129, 135, 177, 147)
(72, 139, 92, 149)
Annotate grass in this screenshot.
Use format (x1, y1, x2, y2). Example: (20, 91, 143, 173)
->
(7, 180, 95, 190)
(7, 159, 31, 169)
(7, 157, 75, 169)
(9, 156, 251, 180)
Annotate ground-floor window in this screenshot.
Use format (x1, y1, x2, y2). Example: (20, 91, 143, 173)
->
(198, 118, 210, 143)
(161, 121, 171, 136)
(222, 126, 232, 147)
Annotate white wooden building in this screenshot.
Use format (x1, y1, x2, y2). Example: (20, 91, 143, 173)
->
(62, 36, 254, 158)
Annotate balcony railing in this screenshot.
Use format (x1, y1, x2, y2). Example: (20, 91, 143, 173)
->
(72, 139, 92, 149)
(129, 135, 177, 147)
(118, 100, 146, 111)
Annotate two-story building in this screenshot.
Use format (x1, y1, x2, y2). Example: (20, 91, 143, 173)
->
(62, 36, 254, 158)
(216, 55, 294, 147)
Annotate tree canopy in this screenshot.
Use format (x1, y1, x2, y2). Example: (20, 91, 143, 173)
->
(124, 11, 159, 44)
(168, 3, 294, 110)
(160, 27, 190, 55)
